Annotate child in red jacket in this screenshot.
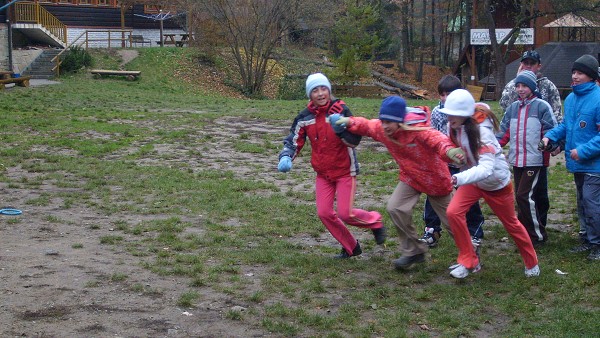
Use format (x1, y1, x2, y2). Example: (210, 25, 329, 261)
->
(278, 73, 386, 258)
(330, 96, 464, 269)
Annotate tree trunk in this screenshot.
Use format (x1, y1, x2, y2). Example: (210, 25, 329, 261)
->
(416, 0, 426, 82)
(430, 0, 436, 65)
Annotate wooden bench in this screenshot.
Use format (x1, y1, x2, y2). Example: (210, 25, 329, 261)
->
(0, 70, 14, 80)
(0, 76, 32, 90)
(156, 40, 177, 45)
(90, 69, 141, 81)
(130, 35, 151, 47)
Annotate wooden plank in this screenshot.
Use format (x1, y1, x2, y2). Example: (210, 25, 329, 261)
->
(90, 69, 141, 76)
(90, 70, 140, 81)
(466, 84, 484, 101)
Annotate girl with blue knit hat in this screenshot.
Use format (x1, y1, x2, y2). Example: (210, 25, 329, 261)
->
(330, 96, 466, 270)
(496, 70, 557, 247)
(277, 73, 386, 259)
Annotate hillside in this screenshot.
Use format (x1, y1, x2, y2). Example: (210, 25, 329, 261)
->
(113, 48, 448, 100)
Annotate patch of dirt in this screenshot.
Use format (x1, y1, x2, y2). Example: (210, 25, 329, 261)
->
(118, 49, 139, 67)
(0, 53, 576, 336)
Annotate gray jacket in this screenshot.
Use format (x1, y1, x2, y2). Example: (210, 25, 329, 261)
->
(497, 97, 556, 167)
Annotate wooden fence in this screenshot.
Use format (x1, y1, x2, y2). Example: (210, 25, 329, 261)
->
(332, 85, 384, 99)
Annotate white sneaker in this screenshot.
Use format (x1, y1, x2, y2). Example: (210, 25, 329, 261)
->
(450, 263, 481, 279)
(524, 264, 540, 277)
(448, 262, 460, 270)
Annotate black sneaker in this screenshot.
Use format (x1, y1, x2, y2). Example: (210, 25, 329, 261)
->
(393, 253, 425, 270)
(372, 226, 387, 245)
(587, 247, 600, 261)
(334, 241, 362, 259)
(419, 227, 441, 247)
(569, 243, 592, 253)
(532, 240, 546, 249)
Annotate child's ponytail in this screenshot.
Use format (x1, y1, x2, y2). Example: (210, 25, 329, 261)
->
(474, 102, 500, 132)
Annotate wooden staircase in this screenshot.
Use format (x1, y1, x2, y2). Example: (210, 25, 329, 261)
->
(12, 2, 67, 48)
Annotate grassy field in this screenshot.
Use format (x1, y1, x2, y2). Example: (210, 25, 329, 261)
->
(0, 47, 597, 337)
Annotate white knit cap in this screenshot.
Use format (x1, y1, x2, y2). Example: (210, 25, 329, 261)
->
(305, 73, 331, 98)
(439, 89, 475, 117)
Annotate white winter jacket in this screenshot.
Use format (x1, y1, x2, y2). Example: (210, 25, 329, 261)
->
(453, 119, 511, 191)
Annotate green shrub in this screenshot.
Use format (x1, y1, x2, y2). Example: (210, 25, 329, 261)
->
(60, 46, 93, 74)
(277, 76, 305, 100)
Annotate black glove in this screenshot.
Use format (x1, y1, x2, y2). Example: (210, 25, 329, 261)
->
(538, 139, 559, 152)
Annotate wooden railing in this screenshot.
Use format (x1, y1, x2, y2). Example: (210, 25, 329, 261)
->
(51, 29, 134, 76)
(14, 2, 67, 44)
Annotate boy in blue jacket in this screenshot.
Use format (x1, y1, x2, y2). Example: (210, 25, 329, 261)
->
(541, 55, 600, 261)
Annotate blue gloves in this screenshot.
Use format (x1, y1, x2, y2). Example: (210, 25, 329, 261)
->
(278, 156, 292, 172)
(329, 114, 350, 133)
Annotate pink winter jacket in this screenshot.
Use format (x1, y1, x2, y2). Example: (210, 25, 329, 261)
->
(348, 114, 456, 196)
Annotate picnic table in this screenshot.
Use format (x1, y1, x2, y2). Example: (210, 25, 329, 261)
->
(176, 33, 193, 47)
(162, 34, 177, 45)
(90, 69, 141, 81)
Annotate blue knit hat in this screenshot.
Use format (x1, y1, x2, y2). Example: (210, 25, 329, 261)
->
(378, 96, 407, 123)
(515, 70, 537, 93)
(305, 73, 331, 97)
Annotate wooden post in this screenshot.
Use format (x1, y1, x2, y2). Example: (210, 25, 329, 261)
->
(159, 9, 164, 47)
(470, 0, 477, 85)
(120, 4, 126, 48)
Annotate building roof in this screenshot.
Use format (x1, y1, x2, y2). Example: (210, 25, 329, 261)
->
(543, 13, 599, 28)
(504, 42, 600, 88)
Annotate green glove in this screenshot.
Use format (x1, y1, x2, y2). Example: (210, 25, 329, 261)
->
(329, 114, 351, 133)
(335, 116, 350, 127)
(446, 148, 465, 165)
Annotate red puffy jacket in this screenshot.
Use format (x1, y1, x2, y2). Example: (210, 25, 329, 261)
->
(279, 100, 360, 180)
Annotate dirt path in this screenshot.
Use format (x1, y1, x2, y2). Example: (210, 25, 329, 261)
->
(118, 49, 139, 67)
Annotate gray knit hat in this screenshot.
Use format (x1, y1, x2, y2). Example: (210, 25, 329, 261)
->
(515, 70, 538, 93)
(572, 54, 599, 81)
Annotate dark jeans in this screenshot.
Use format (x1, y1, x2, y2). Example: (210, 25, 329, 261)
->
(574, 173, 600, 246)
(423, 166, 485, 238)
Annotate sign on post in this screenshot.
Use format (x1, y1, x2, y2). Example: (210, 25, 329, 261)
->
(470, 28, 534, 45)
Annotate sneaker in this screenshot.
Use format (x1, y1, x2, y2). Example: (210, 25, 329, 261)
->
(586, 247, 600, 261)
(449, 263, 481, 279)
(393, 253, 425, 270)
(448, 238, 482, 270)
(524, 264, 540, 277)
(448, 263, 460, 270)
(419, 227, 441, 247)
(532, 240, 546, 249)
(334, 241, 362, 259)
(471, 236, 482, 259)
(569, 243, 592, 253)
(372, 226, 387, 245)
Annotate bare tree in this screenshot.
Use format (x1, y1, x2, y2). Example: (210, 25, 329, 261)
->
(482, 0, 600, 99)
(192, 0, 300, 97)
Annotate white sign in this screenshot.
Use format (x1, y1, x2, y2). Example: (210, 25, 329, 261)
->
(470, 28, 534, 45)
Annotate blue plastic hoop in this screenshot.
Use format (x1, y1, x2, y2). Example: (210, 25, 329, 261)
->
(0, 208, 23, 215)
